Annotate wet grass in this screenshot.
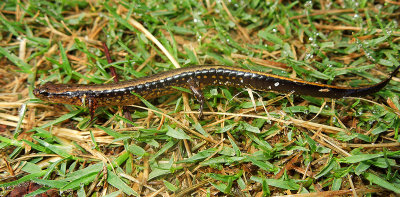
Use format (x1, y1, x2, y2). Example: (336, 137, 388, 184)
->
(1, 0, 400, 196)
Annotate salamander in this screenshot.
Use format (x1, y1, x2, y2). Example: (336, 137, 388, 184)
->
(33, 65, 400, 118)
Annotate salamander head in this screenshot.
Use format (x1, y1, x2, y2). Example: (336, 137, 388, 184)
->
(33, 82, 82, 105)
(33, 82, 56, 101)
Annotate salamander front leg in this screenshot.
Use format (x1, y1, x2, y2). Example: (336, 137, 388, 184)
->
(187, 77, 205, 119)
(87, 97, 97, 122)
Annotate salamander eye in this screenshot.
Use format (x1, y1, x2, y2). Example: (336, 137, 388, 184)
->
(39, 90, 50, 96)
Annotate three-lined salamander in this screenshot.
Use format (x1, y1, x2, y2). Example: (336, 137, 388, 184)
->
(33, 65, 400, 118)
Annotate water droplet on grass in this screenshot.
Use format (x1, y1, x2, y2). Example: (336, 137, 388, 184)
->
(304, 1, 313, 8)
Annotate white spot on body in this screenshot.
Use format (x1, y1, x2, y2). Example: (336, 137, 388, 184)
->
(319, 88, 330, 92)
(119, 88, 126, 92)
(274, 82, 279, 87)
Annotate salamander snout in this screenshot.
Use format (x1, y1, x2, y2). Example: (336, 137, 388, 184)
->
(33, 88, 49, 97)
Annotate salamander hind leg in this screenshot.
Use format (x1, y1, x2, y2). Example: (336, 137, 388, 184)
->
(187, 77, 205, 119)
